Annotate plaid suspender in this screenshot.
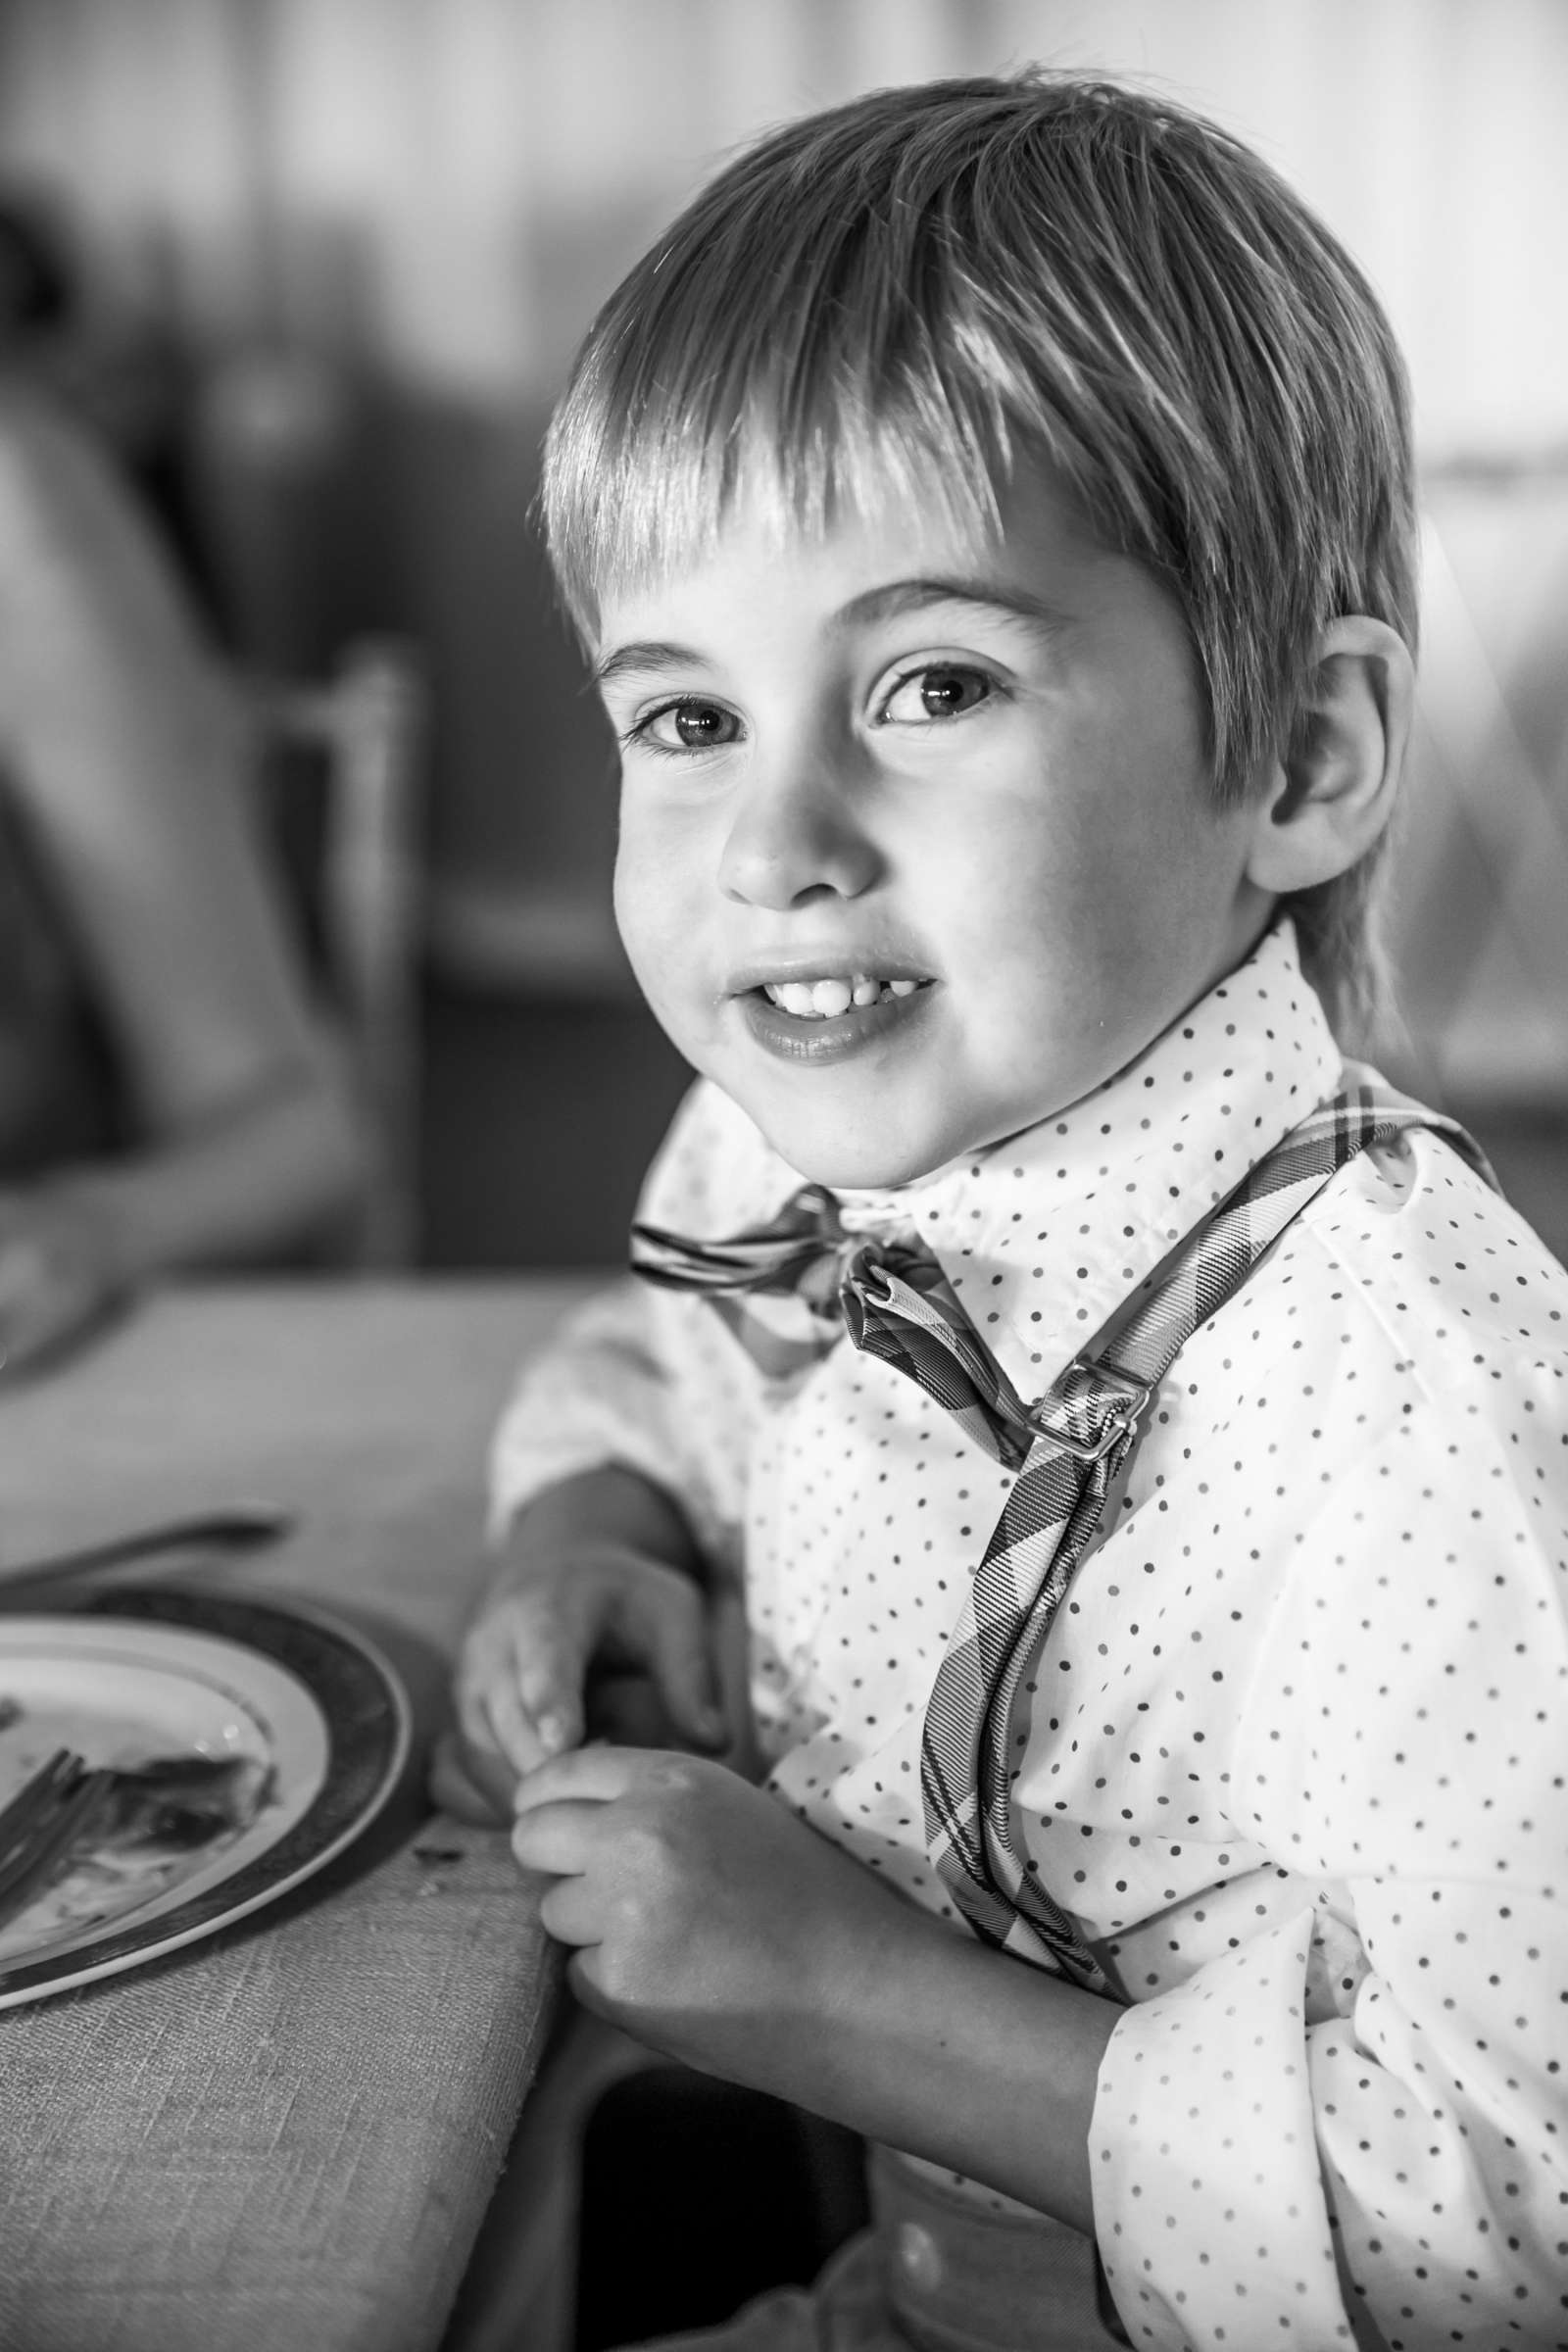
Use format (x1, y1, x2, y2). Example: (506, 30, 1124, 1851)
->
(632, 1080, 1494, 1995)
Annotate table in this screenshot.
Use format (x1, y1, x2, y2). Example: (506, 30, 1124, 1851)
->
(0, 1276, 601, 2352)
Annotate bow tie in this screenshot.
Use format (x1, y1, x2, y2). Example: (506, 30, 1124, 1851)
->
(633, 1184, 1065, 1473)
(630, 1083, 1494, 1994)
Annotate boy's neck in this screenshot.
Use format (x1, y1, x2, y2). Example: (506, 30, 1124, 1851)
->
(832, 917, 1328, 1212)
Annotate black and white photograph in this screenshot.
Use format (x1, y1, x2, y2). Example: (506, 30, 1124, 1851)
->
(0, 7, 1563, 2349)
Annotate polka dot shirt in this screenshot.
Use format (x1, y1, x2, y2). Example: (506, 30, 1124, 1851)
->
(491, 923, 1568, 2352)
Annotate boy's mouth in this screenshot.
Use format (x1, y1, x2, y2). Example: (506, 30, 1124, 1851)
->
(756, 972, 930, 1020)
(737, 967, 936, 1064)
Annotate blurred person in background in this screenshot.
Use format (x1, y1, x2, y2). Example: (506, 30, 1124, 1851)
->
(0, 190, 368, 1380)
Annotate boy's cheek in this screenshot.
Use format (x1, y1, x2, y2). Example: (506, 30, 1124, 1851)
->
(613, 851, 693, 1003)
(614, 908, 717, 1071)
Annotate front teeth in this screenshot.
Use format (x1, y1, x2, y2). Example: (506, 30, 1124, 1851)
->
(763, 973, 923, 1019)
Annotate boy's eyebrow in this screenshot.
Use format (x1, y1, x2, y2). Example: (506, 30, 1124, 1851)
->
(594, 582, 1069, 688)
(835, 576, 1075, 637)
(592, 641, 708, 689)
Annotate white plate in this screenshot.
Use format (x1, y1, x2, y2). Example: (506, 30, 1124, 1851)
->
(0, 1588, 410, 2008)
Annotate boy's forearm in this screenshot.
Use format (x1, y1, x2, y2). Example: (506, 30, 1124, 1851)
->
(760, 1881, 1116, 2235)
(490, 1461, 706, 1590)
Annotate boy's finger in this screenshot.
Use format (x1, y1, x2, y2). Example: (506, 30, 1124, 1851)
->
(459, 1609, 583, 1775)
(494, 1589, 593, 1760)
(449, 1682, 529, 1804)
(511, 1794, 611, 1878)
(538, 1876, 606, 1955)
(511, 1741, 649, 1815)
(505, 1640, 585, 1765)
(627, 1578, 727, 1749)
(456, 1657, 518, 1766)
(427, 1729, 512, 1825)
(487, 1665, 552, 1774)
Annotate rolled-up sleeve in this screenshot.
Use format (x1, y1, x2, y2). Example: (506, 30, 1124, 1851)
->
(1090, 1421, 1568, 2350)
(1092, 1914, 1352, 2344)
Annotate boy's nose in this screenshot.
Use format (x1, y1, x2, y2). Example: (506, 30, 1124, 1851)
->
(717, 763, 882, 908)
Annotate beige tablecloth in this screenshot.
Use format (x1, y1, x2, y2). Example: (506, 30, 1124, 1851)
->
(0, 1276, 599, 2352)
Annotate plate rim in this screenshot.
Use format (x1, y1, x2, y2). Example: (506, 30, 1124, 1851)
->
(0, 1613, 331, 1966)
(0, 1587, 412, 2008)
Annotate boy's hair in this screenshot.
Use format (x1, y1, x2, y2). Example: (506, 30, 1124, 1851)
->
(542, 72, 1418, 1037)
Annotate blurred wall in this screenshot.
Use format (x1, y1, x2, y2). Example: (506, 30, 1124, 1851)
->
(1, 0, 1565, 1115)
(5, 0, 1567, 449)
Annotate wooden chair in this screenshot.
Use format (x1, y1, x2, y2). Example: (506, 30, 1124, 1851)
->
(256, 638, 426, 1268)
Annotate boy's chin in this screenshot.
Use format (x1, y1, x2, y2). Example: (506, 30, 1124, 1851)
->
(757, 1116, 968, 1195)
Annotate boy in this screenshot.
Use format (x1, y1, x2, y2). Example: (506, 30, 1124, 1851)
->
(446, 74, 1568, 2351)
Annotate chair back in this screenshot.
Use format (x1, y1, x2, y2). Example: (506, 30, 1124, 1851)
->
(257, 640, 425, 1267)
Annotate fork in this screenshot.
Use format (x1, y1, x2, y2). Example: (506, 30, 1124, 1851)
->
(0, 1504, 294, 1597)
(0, 1747, 118, 1933)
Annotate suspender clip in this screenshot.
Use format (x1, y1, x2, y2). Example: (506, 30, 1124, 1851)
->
(1028, 1365, 1152, 1461)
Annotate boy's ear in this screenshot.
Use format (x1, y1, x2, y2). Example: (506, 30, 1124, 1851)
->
(1244, 617, 1413, 894)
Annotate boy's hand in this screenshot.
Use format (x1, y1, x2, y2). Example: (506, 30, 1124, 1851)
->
(511, 1744, 904, 2089)
(455, 1546, 728, 1788)
(427, 1723, 519, 1825)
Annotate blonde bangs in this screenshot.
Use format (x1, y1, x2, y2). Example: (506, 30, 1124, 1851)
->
(541, 271, 1015, 651)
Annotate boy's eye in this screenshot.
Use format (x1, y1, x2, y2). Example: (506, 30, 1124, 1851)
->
(637, 699, 741, 752)
(879, 665, 994, 724)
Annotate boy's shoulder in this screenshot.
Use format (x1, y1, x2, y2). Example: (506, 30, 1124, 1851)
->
(1288, 1119, 1568, 1412)
(1219, 1130, 1566, 1821)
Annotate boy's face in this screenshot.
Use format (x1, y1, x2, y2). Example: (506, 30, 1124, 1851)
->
(595, 458, 1275, 1189)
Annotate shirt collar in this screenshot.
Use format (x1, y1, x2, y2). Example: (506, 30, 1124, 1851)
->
(830, 921, 1344, 1401)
